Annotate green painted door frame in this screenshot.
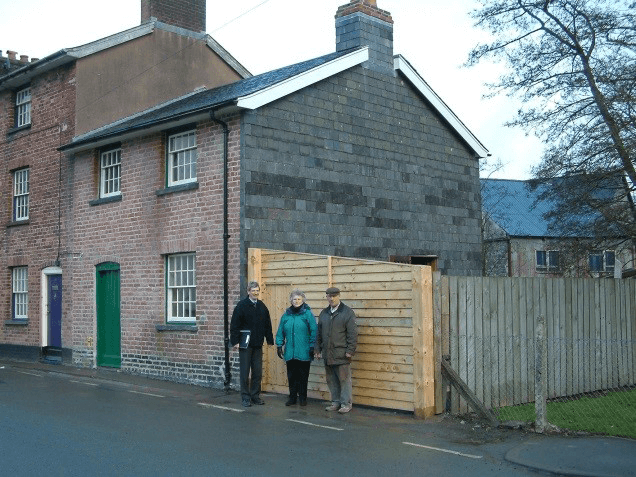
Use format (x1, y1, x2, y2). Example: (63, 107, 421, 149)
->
(96, 262, 121, 368)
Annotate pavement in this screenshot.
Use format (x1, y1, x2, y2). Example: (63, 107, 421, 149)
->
(2, 358, 635, 477)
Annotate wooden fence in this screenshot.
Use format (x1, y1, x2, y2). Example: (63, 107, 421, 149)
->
(441, 276, 636, 413)
(249, 248, 436, 417)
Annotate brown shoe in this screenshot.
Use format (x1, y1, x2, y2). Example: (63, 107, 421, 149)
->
(325, 403, 340, 411)
(338, 404, 352, 413)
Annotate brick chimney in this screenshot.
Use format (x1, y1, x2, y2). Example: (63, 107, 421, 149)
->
(335, 0, 394, 74)
(141, 0, 206, 32)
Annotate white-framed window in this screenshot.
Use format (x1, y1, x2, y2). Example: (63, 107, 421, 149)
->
(100, 148, 121, 198)
(13, 168, 29, 221)
(12, 267, 28, 320)
(167, 130, 197, 186)
(589, 250, 615, 274)
(16, 87, 31, 127)
(167, 253, 196, 323)
(536, 250, 560, 272)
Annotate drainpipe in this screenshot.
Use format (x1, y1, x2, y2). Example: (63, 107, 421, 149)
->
(211, 111, 231, 392)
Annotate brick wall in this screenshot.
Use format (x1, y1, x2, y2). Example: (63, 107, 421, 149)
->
(66, 116, 242, 386)
(141, 0, 206, 32)
(240, 65, 483, 276)
(0, 63, 76, 352)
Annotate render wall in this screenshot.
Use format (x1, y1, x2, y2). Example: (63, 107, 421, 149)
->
(0, 63, 76, 355)
(65, 117, 242, 385)
(240, 65, 482, 276)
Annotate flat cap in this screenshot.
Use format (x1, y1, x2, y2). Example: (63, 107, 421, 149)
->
(325, 287, 341, 296)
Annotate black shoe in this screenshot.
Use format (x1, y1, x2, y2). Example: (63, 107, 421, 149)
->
(242, 398, 251, 407)
(285, 397, 297, 406)
(299, 398, 307, 406)
(251, 397, 265, 405)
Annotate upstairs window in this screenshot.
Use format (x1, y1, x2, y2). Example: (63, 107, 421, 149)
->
(166, 253, 196, 323)
(13, 168, 29, 221)
(590, 250, 615, 274)
(12, 267, 28, 320)
(16, 87, 31, 127)
(167, 130, 197, 186)
(100, 148, 121, 198)
(536, 250, 560, 272)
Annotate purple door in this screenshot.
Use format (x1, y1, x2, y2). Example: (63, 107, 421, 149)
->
(48, 275, 62, 348)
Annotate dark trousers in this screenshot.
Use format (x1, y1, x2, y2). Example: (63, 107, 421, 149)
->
(286, 359, 311, 400)
(239, 346, 263, 400)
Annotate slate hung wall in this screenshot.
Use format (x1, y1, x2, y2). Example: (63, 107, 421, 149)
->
(240, 3, 482, 277)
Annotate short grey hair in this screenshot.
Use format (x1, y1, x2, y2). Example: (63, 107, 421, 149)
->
(289, 288, 306, 303)
(247, 281, 260, 291)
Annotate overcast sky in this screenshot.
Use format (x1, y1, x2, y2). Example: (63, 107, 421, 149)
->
(0, 0, 544, 179)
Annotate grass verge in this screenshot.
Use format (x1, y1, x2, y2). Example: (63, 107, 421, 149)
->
(494, 388, 636, 439)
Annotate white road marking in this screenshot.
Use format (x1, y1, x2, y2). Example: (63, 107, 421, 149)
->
(403, 442, 483, 459)
(198, 403, 245, 413)
(70, 380, 98, 386)
(129, 390, 165, 398)
(17, 371, 42, 377)
(286, 419, 344, 431)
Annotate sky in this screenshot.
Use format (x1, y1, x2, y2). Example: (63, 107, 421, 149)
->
(0, 0, 545, 179)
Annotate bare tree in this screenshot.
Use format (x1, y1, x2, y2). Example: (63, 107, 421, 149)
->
(467, 1, 636, 243)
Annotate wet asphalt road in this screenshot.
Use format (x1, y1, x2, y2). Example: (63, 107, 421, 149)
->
(0, 363, 541, 477)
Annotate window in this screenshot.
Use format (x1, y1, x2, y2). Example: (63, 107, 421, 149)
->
(100, 148, 121, 198)
(13, 168, 29, 221)
(16, 87, 31, 127)
(536, 250, 560, 272)
(167, 130, 197, 186)
(12, 267, 28, 320)
(590, 250, 615, 274)
(167, 253, 196, 322)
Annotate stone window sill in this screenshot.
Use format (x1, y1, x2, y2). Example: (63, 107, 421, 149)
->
(5, 319, 28, 326)
(155, 324, 198, 332)
(155, 182, 199, 196)
(89, 195, 122, 206)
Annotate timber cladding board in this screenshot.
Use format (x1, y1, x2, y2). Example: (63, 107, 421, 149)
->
(251, 248, 435, 415)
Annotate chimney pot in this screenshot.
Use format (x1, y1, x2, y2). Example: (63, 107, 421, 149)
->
(20, 55, 28, 63)
(31, 58, 39, 63)
(7, 50, 17, 60)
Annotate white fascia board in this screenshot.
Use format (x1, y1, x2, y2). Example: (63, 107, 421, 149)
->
(394, 55, 490, 158)
(236, 47, 369, 110)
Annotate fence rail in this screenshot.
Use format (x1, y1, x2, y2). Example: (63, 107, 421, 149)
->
(441, 276, 636, 413)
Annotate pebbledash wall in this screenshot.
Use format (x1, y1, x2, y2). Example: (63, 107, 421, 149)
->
(65, 117, 242, 385)
(240, 63, 483, 277)
(0, 62, 76, 360)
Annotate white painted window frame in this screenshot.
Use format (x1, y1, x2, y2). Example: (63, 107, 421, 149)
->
(13, 168, 29, 221)
(16, 87, 31, 127)
(167, 253, 196, 323)
(100, 148, 122, 198)
(12, 266, 28, 320)
(167, 130, 197, 187)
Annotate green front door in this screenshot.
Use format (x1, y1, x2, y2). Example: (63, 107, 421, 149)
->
(96, 262, 121, 368)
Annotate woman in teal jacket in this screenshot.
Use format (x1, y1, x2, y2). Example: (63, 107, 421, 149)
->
(276, 289, 317, 406)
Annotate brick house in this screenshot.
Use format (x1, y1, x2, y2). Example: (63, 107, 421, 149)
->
(0, 0, 248, 363)
(55, 0, 488, 387)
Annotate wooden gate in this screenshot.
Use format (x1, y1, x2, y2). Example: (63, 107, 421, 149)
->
(250, 248, 436, 417)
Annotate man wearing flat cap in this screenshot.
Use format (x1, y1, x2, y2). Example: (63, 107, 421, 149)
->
(315, 286, 358, 413)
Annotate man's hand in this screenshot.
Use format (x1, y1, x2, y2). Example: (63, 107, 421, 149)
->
(314, 351, 321, 359)
(345, 352, 352, 358)
(233, 343, 239, 351)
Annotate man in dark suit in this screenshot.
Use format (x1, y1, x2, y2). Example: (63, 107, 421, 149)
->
(230, 281, 274, 407)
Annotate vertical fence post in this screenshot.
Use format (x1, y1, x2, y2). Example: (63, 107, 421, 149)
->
(413, 266, 435, 418)
(535, 315, 548, 432)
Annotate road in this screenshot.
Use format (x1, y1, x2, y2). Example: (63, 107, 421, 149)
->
(0, 363, 541, 476)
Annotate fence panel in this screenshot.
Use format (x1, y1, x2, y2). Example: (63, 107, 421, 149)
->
(252, 248, 434, 416)
(443, 276, 636, 409)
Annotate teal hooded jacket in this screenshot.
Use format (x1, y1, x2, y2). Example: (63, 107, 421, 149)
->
(275, 303, 317, 362)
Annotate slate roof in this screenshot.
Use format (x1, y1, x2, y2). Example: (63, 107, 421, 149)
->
(481, 178, 557, 237)
(482, 177, 625, 238)
(62, 48, 359, 151)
